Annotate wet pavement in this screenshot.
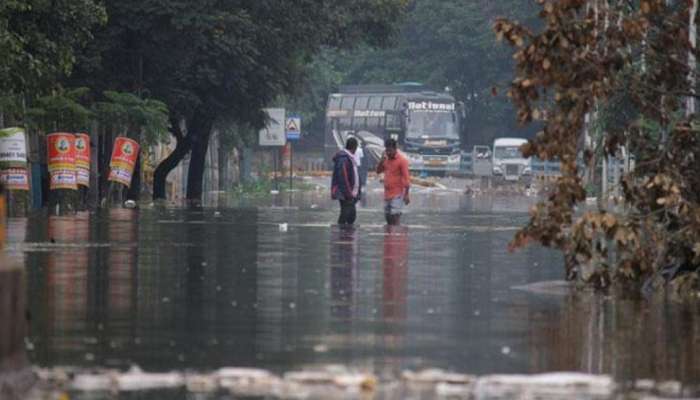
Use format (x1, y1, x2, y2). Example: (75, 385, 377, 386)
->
(5, 177, 700, 398)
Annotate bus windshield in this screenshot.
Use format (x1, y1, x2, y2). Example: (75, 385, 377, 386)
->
(494, 146, 524, 159)
(407, 111, 459, 139)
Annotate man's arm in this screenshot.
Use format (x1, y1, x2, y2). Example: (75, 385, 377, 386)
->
(401, 158, 411, 204)
(376, 155, 386, 174)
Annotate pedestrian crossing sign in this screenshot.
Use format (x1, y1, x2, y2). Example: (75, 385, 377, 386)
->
(286, 115, 301, 140)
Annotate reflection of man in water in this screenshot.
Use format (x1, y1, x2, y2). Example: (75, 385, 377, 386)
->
(382, 225, 409, 320)
(330, 226, 358, 319)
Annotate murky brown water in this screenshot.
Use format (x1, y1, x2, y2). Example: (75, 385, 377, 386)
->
(5, 185, 700, 398)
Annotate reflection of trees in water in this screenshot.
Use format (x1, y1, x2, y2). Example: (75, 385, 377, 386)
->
(528, 294, 700, 383)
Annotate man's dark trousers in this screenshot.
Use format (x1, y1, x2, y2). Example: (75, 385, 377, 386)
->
(338, 199, 357, 225)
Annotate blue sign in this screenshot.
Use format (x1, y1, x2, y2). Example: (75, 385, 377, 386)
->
(285, 115, 301, 141)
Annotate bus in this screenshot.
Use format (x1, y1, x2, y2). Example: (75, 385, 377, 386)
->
(324, 84, 463, 173)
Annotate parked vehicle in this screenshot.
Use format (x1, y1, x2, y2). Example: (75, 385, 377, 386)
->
(491, 137, 531, 181)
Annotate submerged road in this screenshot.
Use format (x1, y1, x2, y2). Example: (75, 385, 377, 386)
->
(4, 177, 700, 399)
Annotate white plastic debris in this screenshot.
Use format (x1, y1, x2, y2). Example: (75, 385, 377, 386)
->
(279, 223, 288, 232)
(124, 200, 137, 209)
(72, 372, 116, 392)
(116, 366, 183, 391)
(402, 369, 475, 385)
(185, 374, 218, 393)
(474, 373, 614, 399)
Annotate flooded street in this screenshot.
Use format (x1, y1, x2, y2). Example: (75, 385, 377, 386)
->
(6, 181, 700, 398)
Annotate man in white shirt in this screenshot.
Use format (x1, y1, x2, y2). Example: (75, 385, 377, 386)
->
(354, 144, 368, 189)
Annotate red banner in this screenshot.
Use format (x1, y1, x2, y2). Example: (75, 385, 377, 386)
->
(75, 133, 90, 187)
(47, 133, 77, 190)
(47, 133, 76, 172)
(108, 137, 140, 187)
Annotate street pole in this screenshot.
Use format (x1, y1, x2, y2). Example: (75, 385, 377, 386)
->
(274, 148, 279, 191)
(289, 142, 293, 192)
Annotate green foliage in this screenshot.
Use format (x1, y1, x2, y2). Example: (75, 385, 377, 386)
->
(0, 0, 106, 95)
(26, 87, 93, 133)
(94, 91, 170, 145)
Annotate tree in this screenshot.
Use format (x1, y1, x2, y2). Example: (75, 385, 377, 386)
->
(70, 0, 408, 206)
(0, 0, 106, 99)
(498, 0, 700, 295)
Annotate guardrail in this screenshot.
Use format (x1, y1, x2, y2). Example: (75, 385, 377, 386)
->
(530, 158, 562, 177)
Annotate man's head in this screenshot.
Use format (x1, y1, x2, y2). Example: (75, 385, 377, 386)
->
(345, 137, 358, 154)
(384, 138, 398, 159)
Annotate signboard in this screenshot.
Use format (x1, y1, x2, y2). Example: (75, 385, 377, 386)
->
(108, 137, 140, 187)
(47, 133, 77, 190)
(285, 115, 301, 141)
(259, 108, 286, 146)
(0, 127, 27, 165)
(407, 101, 455, 112)
(75, 133, 91, 187)
(0, 168, 29, 191)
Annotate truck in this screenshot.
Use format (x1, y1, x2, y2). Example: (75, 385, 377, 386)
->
(491, 137, 532, 181)
(324, 84, 463, 173)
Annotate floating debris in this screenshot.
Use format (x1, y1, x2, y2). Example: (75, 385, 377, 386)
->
(25, 366, 700, 399)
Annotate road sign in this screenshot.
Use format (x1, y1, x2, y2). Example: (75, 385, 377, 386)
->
(259, 108, 286, 146)
(286, 115, 301, 141)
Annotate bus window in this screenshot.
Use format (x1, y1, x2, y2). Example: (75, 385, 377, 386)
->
(339, 96, 354, 129)
(352, 97, 369, 128)
(381, 96, 397, 110)
(369, 96, 382, 109)
(355, 97, 369, 109)
(328, 96, 341, 110)
(385, 112, 401, 130)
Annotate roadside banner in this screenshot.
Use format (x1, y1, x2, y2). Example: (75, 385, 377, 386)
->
(47, 133, 77, 190)
(0, 169, 29, 191)
(0, 127, 29, 191)
(108, 137, 140, 187)
(75, 133, 91, 187)
(47, 133, 76, 172)
(0, 127, 27, 164)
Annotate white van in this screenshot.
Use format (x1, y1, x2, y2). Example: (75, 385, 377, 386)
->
(492, 137, 531, 181)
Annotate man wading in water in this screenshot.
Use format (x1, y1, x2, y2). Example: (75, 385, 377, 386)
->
(376, 138, 410, 225)
(331, 137, 361, 225)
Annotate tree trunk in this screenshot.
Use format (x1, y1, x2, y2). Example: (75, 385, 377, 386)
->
(126, 153, 141, 202)
(153, 117, 191, 201)
(186, 116, 214, 207)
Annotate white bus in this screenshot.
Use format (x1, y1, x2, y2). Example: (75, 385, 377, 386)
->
(491, 137, 531, 181)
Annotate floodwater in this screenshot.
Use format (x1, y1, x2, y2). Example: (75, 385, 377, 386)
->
(6, 181, 700, 398)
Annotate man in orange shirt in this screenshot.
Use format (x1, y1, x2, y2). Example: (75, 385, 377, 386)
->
(376, 138, 410, 225)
